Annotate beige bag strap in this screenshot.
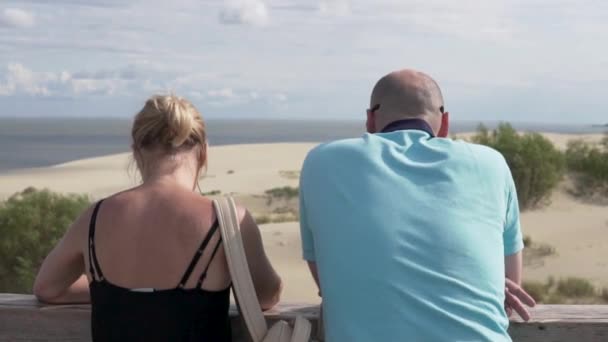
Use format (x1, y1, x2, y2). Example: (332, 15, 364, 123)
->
(213, 196, 268, 342)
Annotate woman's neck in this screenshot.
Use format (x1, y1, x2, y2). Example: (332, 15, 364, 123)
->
(140, 155, 200, 191)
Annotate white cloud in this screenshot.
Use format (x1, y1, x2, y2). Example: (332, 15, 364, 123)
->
(0, 0, 607, 122)
(219, 0, 269, 26)
(319, 0, 351, 16)
(0, 63, 138, 97)
(197, 87, 286, 108)
(0, 63, 53, 96)
(206, 87, 235, 99)
(273, 93, 287, 102)
(68, 77, 124, 96)
(0, 8, 35, 28)
(187, 90, 204, 99)
(375, 0, 514, 41)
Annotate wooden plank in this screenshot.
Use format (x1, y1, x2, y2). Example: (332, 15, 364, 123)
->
(1, 294, 608, 341)
(510, 323, 608, 342)
(511, 305, 608, 323)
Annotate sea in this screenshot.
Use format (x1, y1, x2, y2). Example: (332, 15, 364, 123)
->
(0, 118, 606, 173)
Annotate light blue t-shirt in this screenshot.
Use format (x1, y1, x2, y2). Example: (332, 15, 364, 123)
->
(299, 130, 523, 342)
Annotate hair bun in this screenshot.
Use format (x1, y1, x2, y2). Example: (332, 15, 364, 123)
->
(132, 94, 206, 150)
(165, 96, 195, 148)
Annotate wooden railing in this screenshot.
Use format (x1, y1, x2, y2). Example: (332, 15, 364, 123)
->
(1, 294, 607, 341)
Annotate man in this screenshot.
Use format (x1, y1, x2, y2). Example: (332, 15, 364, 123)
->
(299, 69, 534, 341)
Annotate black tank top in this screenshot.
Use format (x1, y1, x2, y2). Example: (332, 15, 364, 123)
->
(87, 200, 231, 341)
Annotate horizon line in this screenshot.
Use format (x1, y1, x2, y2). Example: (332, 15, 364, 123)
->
(0, 116, 605, 127)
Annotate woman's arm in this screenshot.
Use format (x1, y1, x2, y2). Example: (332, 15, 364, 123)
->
(33, 207, 92, 304)
(238, 207, 283, 310)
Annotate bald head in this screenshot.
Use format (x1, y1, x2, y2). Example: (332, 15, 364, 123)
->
(369, 69, 444, 133)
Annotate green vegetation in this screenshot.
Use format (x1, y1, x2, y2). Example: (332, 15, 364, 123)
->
(0, 188, 90, 293)
(522, 235, 556, 266)
(565, 136, 608, 197)
(523, 277, 607, 304)
(264, 186, 299, 206)
(253, 215, 272, 224)
(602, 288, 608, 302)
(279, 170, 301, 180)
(265, 186, 299, 199)
(471, 123, 565, 210)
(522, 279, 553, 303)
(253, 213, 298, 225)
(253, 203, 300, 224)
(556, 277, 596, 298)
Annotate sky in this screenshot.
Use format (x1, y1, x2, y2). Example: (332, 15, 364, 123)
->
(0, 0, 607, 123)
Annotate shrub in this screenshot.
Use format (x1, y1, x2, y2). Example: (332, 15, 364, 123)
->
(254, 215, 271, 225)
(265, 186, 299, 206)
(253, 214, 297, 224)
(265, 186, 299, 200)
(565, 138, 608, 196)
(556, 277, 596, 298)
(523, 235, 532, 248)
(544, 294, 567, 304)
(471, 123, 565, 210)
(521, 277, 606, 304)
(523, 236, 556, 264)
(0, 188, 91, 293)
(602, 288, 608, 303)
(279, 170, 300, 180)
(522, 281, 549, 303)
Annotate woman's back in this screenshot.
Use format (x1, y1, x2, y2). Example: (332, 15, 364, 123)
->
(34, 95, 282, 342)
(88, 186, 231, 341)
(89, 186, 229, 291)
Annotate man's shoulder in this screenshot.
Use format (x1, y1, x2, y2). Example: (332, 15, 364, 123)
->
(450, 139, 506, 162)
(449, 139, 510, 177)
(301, 137, 371, 179)
(305, 137, 369, 161)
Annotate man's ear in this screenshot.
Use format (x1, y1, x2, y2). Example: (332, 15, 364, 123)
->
(366, 110, 376, 133)
(438, 112, 449, 137)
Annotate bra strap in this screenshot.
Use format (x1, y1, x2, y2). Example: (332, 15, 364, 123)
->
(177, 219, 219, 288)
(88, 200, 105, 281)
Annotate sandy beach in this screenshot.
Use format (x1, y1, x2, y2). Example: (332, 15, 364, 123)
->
(0, 133, 606, 301)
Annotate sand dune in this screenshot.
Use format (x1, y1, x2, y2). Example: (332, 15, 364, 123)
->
(0, 135, 606, 301)
(0, 143, 317, 200)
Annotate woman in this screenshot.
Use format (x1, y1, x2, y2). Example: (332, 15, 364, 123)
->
(34, 95, 282, 341)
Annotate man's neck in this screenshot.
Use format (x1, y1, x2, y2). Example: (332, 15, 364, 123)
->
(380, 118, 435, 137)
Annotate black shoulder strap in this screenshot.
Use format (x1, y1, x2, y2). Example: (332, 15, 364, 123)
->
(88, 200, 105, 281)
(177, 219, 220, 288)
(196, 236, 223, 288)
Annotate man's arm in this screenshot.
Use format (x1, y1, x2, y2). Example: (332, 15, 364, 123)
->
(502, 165, 535, 320)
(299, 157, 320, 296)
(504, 251, 535, 321)
(307, 262, 321, 297)
(505, 251, 523, 285)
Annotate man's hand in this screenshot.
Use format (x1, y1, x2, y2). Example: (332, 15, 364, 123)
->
(505, 278, 536, 321)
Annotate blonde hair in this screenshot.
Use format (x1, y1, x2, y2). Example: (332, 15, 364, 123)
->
(132, 95, 206, 151)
